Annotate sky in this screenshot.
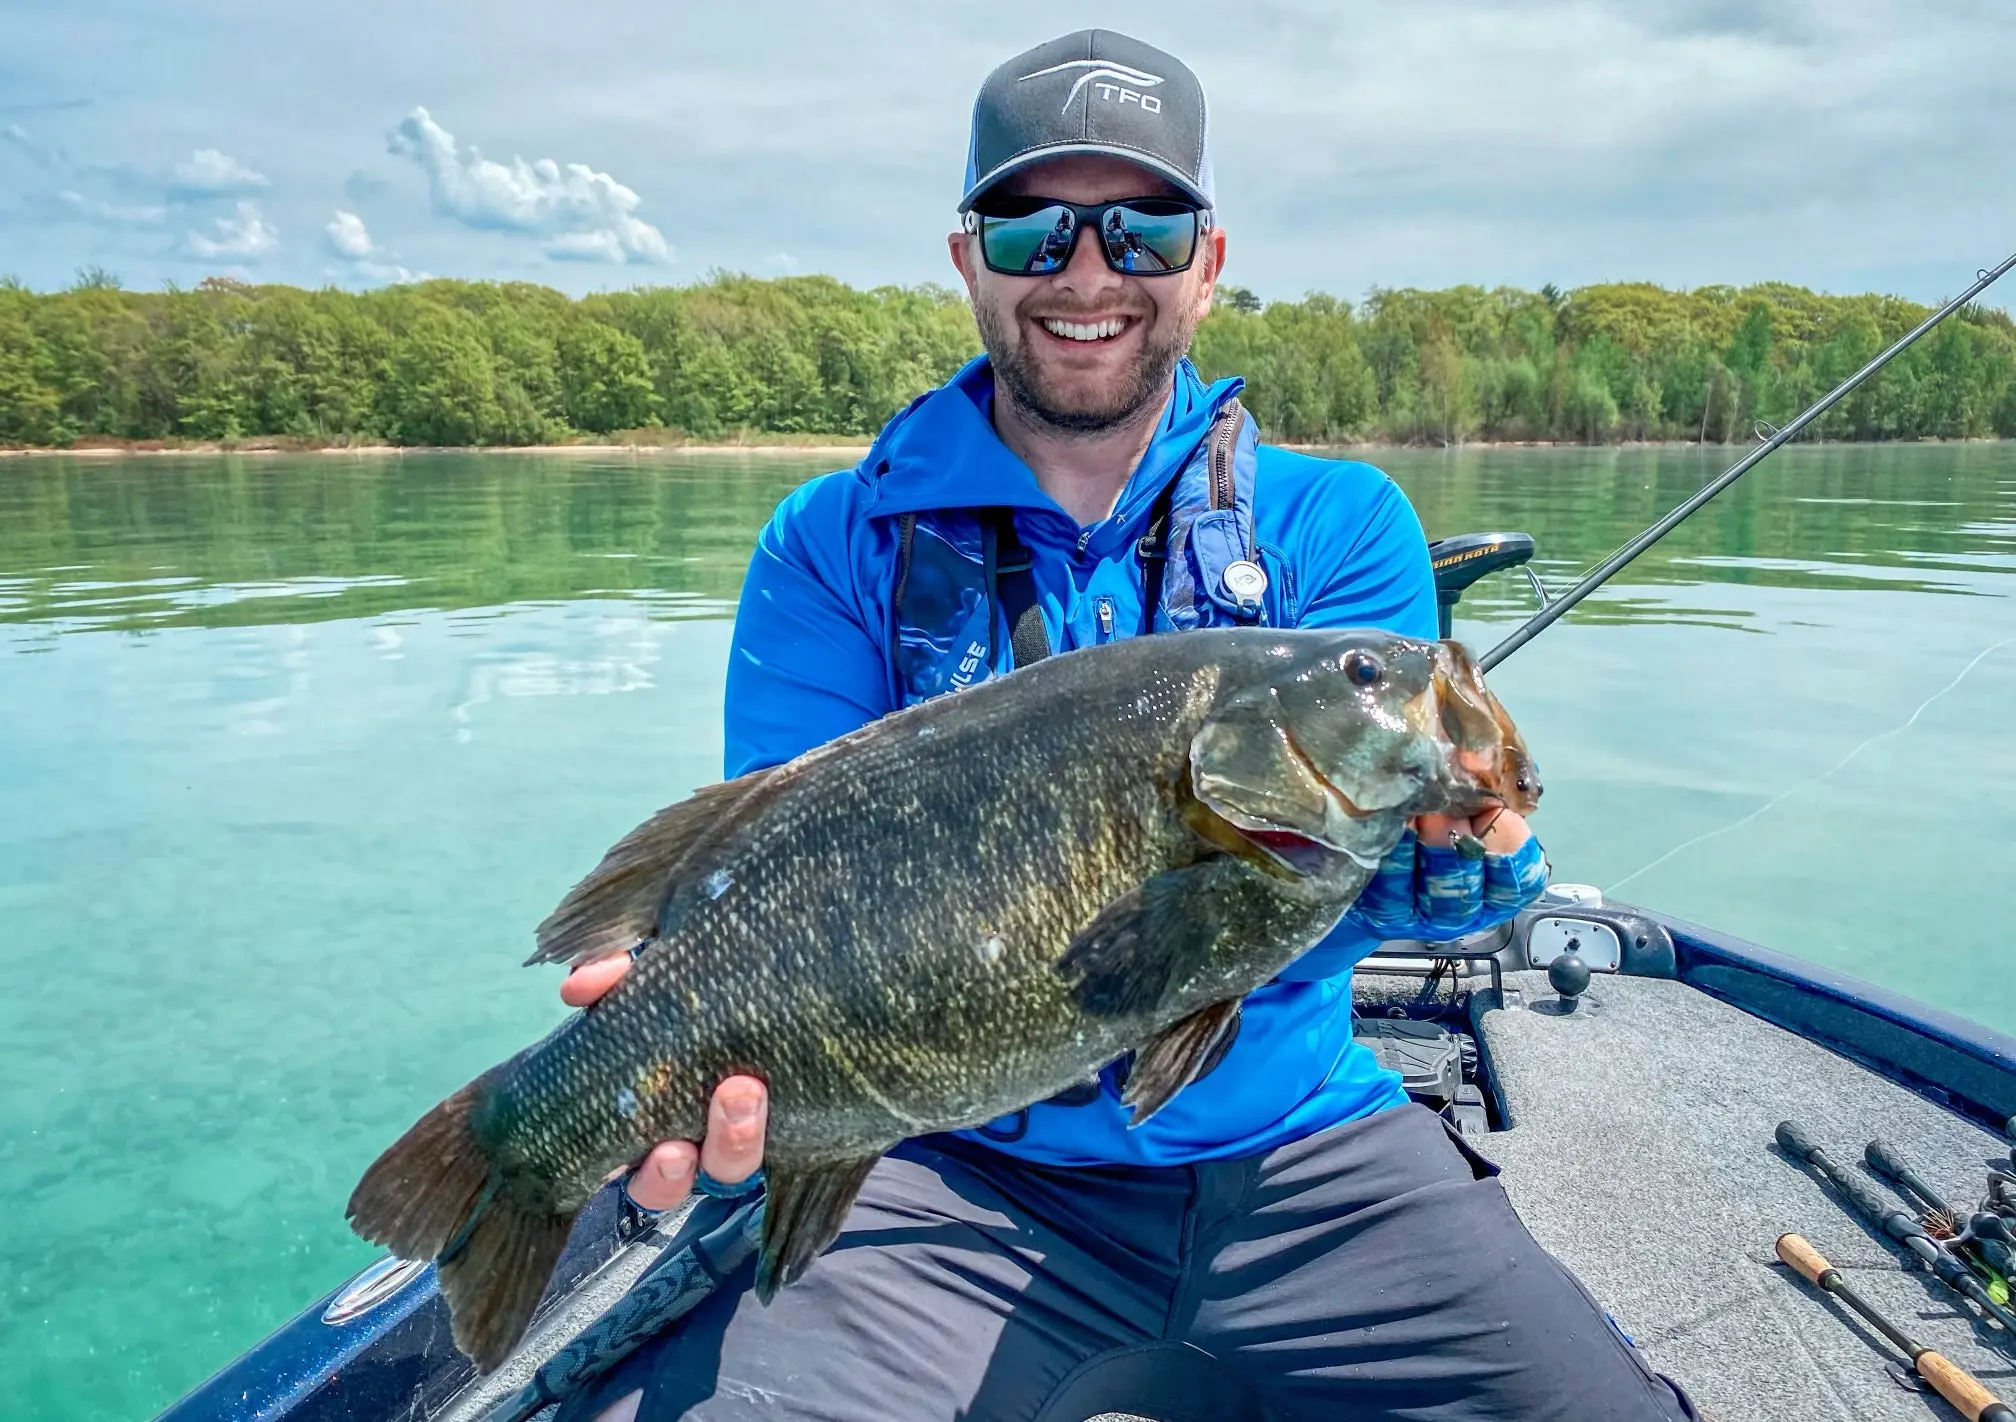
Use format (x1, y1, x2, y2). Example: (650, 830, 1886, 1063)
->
(3, 0, 2012, 306)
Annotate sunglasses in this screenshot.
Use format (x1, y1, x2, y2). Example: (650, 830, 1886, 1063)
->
(964, 197, 1211, 277)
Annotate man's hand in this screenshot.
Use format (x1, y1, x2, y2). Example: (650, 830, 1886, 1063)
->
(1414, 806, 1532, 855)
(562, 953, 768, 1213)
(1349, 805, 1547, 941)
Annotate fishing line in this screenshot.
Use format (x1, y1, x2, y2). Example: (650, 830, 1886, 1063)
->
(1605, 635, 2016, 894)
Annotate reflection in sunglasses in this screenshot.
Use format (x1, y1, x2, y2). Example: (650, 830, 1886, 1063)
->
(976, 199, 1203, 277)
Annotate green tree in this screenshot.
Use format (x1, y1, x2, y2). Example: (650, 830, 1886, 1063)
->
(383, 307, 502, 446)
(559, 321, 660, 432)
(0, 282, 63, 443)
(3, 272, 2013, 448)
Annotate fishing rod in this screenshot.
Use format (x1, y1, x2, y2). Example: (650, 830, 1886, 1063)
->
(1867, 1138, 2016, 1280)
(479, 1195, 763, 1422)
(1777, 1121, 2016, 1339)
(1866, 1137, 1959, 1231)
(1479, 245, 2016, 674)
(1776, 1233, 2015, 1422)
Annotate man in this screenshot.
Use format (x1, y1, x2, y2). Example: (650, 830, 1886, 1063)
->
(558, 30, 1696, 1422)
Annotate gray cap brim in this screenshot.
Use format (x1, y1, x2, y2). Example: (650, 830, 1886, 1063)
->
(958, 143, 1213, 214)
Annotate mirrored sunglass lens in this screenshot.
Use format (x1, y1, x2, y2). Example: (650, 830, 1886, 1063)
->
(982, 206, 1077, 273)
(1101, 206, 1197, 273)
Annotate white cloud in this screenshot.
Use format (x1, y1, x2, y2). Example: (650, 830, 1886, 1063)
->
(324, 208, 423, 283)
(386, 107, 669, 265)
(185, 200, 279, 259)
(170, 147, 268, 196)
(4, 0, 2012, 300)
(3, 124, 27, 143)
(60, 189, 167, 225)
(350, 257, 424, 284)
(326, 209, 374, 259)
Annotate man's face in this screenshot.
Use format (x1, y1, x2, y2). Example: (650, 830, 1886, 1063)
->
(948, 155, 1226, 435)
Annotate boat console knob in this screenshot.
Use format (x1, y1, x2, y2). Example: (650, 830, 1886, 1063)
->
(1547, 951, 1591, 1010)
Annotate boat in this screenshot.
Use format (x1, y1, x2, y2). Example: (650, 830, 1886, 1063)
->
(153, 532, 2016, 1422)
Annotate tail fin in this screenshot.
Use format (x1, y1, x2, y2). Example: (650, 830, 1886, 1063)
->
(346, 1076, 578, 1372)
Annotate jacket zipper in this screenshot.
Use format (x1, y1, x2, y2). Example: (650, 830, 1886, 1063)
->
(1209, 399, 1242, 511)
(1096, 596, 1115, 641)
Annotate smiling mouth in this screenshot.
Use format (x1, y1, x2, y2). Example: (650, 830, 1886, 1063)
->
(1037, 316, 1133, 343)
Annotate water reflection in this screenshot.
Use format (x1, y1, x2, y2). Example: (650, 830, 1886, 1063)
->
(2, 443, 2010, 643)
(0, 452, 807, 637)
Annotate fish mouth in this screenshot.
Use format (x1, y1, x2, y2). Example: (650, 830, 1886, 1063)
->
(1238, 827, 1352, 875)
(1423, 643, 1542, 815)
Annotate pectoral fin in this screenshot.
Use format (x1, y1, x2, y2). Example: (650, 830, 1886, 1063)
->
(530, 768, 774, 967)
(754, 1153, 883, 1302)
(1123, 999, 1242, 1126)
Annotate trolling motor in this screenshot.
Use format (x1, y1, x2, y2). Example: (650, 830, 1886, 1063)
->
(1427, 532, 1543, 639)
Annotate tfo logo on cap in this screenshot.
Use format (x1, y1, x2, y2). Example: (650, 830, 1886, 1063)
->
(1018, 59, 1165, 115)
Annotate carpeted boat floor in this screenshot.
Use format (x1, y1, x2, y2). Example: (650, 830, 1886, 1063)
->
(1473, 969, 2014, 1422)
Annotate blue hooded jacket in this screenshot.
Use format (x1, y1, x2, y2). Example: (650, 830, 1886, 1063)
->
(722, 356, 1442, 1166)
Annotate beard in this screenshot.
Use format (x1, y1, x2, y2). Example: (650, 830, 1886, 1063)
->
(976, 297, 1198, 437)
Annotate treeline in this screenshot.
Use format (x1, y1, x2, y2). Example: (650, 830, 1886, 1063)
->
(4, 271, 2015, 447)
(1200, 282, 2016, 444)
(0, 273, 978, 447)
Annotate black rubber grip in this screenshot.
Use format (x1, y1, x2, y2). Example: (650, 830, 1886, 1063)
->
(1777, 1120, 1820, 1160)
(1778, 1122, 1919, 1244)
(1867, 1137, 1952, 1216)
(1865, 1137, 1913, 1184)
(1983, 1402, 2014, 1422)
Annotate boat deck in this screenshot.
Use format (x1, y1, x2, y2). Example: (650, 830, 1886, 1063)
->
(435, 960, 2016, 1422)
(1471, 968, 2013, 1422)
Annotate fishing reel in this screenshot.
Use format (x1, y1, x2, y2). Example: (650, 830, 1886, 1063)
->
(1865, 1128, 2016, 1306)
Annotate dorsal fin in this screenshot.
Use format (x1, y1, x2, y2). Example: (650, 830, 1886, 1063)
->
(528, 768, 774, 967)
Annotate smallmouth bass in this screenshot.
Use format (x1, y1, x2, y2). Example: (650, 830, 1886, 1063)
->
(347, 627, 1539, 1369)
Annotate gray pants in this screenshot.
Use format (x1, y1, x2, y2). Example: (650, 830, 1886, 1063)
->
(560, 1104, 1696, 1421)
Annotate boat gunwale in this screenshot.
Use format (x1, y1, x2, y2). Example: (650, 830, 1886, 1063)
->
(1661, 909, 2016, 1127)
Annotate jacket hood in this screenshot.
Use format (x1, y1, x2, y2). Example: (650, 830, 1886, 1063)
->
(864, 355, 1245, 544)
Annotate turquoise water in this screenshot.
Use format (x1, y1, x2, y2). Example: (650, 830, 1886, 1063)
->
(1, 445, 2012, 1420)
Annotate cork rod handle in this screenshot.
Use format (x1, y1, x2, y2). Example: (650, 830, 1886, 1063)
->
(1915, 1351, 2014, 1422)
(1775, 1233, 1833, 1288)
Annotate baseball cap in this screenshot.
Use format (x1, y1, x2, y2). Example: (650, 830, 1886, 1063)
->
(959, 30, 1215, 214)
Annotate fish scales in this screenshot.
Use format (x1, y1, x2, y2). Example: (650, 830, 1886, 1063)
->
(479, 652, 1210, 1193)
(347, 627, 1541, 1370)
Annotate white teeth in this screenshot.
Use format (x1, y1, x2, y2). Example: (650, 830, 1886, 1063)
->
(1041, 317, 1128, 342)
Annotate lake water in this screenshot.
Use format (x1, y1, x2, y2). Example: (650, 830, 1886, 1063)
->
(2, 444, 2012, 1420)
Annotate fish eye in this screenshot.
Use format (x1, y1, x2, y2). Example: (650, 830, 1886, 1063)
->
(1341, 650, 1383, 686)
